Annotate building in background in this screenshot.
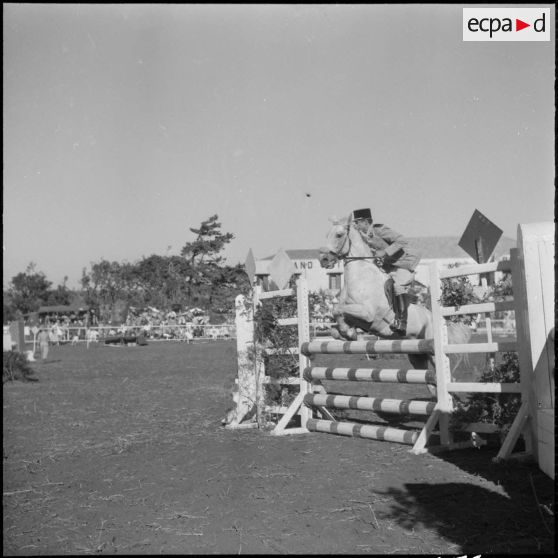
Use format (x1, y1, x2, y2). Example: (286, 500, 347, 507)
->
(255, 249, 344, 293)
(255, 236, 516, 293)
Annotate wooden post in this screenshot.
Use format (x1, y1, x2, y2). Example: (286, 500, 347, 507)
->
(476, 237, 495, 370)
(252, 285, 266, 427)
(296, 277, 311, 430)
(272, 277, 312, 435)
(224, 292, 260, 429)
(503, 223, 554, 477)
(429, 261, 453, 446)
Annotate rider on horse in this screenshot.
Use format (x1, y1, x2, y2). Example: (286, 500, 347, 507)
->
(351, 208, 420, 336)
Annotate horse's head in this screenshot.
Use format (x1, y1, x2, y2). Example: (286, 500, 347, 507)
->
(320, 214, 379, 268)
(321, 216, 352, 264)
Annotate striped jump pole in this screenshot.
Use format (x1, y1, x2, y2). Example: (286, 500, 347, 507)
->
(301, 339, 434, 356)
(304, 393, 436, 415)
(300, 338, 438, 447)
(307, 418, 420, 445)
(304, 367, 436, 384)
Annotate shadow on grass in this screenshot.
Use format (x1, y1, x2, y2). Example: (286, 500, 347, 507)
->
(372, 449, 555, 554)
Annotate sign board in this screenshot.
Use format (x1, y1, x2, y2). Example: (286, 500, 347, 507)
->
(458, 209, 503, 263)
(8, 320, 25, 352)
(244, 249, 256, 285)
(268, 249, 295, 290)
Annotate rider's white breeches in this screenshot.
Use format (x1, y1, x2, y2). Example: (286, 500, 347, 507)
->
(390, 268, 415, 295)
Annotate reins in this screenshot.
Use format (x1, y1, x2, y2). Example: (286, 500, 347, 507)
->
(331, 220, 381, 266)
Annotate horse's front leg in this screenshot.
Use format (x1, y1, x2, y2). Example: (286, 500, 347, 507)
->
(331, 309, 357, 340)
(332, 302, 383, 340)
(329, 287, 354, 340)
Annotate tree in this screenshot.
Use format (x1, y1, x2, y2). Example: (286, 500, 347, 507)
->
(79, 215, 242, 318)
(82, 260, 122, 305)
(46, 276, 72, 306)
(80, 260, 134, 322)
(179, 215, 236, 309)
(80, 267, 95, 308)
(180, 214, 234, 266)
(3, 299, 19, 323)
(134, 254, 187, 308)
(6, 263, 52, 315)
(205, 263, 251, 314)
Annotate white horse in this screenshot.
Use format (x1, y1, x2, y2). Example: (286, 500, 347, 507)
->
(320, 216, 471, 388)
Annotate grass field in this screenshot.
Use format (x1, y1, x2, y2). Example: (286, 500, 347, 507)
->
(3, 340, 554, 555)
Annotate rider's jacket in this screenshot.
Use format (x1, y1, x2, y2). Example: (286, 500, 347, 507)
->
(363, 224, 420, 271)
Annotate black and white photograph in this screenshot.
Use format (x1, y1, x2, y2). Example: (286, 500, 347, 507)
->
(3, 4, 555, 555)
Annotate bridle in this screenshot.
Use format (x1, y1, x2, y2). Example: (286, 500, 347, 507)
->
(328, 219, 381, 266)
(329, 219, 351, 260)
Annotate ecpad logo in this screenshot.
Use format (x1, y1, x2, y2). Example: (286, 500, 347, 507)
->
(463, 8, 550, 41)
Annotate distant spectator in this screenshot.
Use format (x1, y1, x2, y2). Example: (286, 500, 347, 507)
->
(184, 326, 194, 344)
(37, 328, 50, 360)
(50, 324, 61, 345)
(90, 310, 98, 326)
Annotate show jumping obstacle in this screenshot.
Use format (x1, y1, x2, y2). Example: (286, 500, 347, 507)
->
(228, 223, 554, 478)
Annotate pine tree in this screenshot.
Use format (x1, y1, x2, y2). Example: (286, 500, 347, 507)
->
(180, 215, 234, 266)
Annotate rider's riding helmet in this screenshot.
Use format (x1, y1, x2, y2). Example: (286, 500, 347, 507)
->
(352, 208, 372, 221)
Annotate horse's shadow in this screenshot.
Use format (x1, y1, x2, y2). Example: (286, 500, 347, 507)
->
(367, 449, 554, 554)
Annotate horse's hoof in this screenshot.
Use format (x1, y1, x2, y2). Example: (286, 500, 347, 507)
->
(390, 325, 407, 336)
(330, 328, 341, 340)
(346, 328, 358, 341)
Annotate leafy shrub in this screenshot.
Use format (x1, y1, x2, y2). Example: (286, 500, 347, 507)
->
(438, 268, 481, 325)
(3, 350, 38, 383)
(489, 272, 513, 299)
(435, 267, 521, 434)
(451, 352, 521, 435)
(254, 297, 299, 414)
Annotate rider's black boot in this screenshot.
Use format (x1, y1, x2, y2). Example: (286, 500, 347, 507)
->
(390, 294, 408, 336)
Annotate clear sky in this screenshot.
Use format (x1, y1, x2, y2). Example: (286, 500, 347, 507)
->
(3, 4, 555, 289)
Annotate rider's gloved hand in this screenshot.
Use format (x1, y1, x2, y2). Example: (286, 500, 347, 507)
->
(375, 249, 386, 266)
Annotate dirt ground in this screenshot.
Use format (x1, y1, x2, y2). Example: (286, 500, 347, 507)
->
(3, 341, 555, 555)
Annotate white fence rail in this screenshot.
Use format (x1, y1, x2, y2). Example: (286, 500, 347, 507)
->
(24, 324, 237, 343)
(23, 321, 337, 344)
